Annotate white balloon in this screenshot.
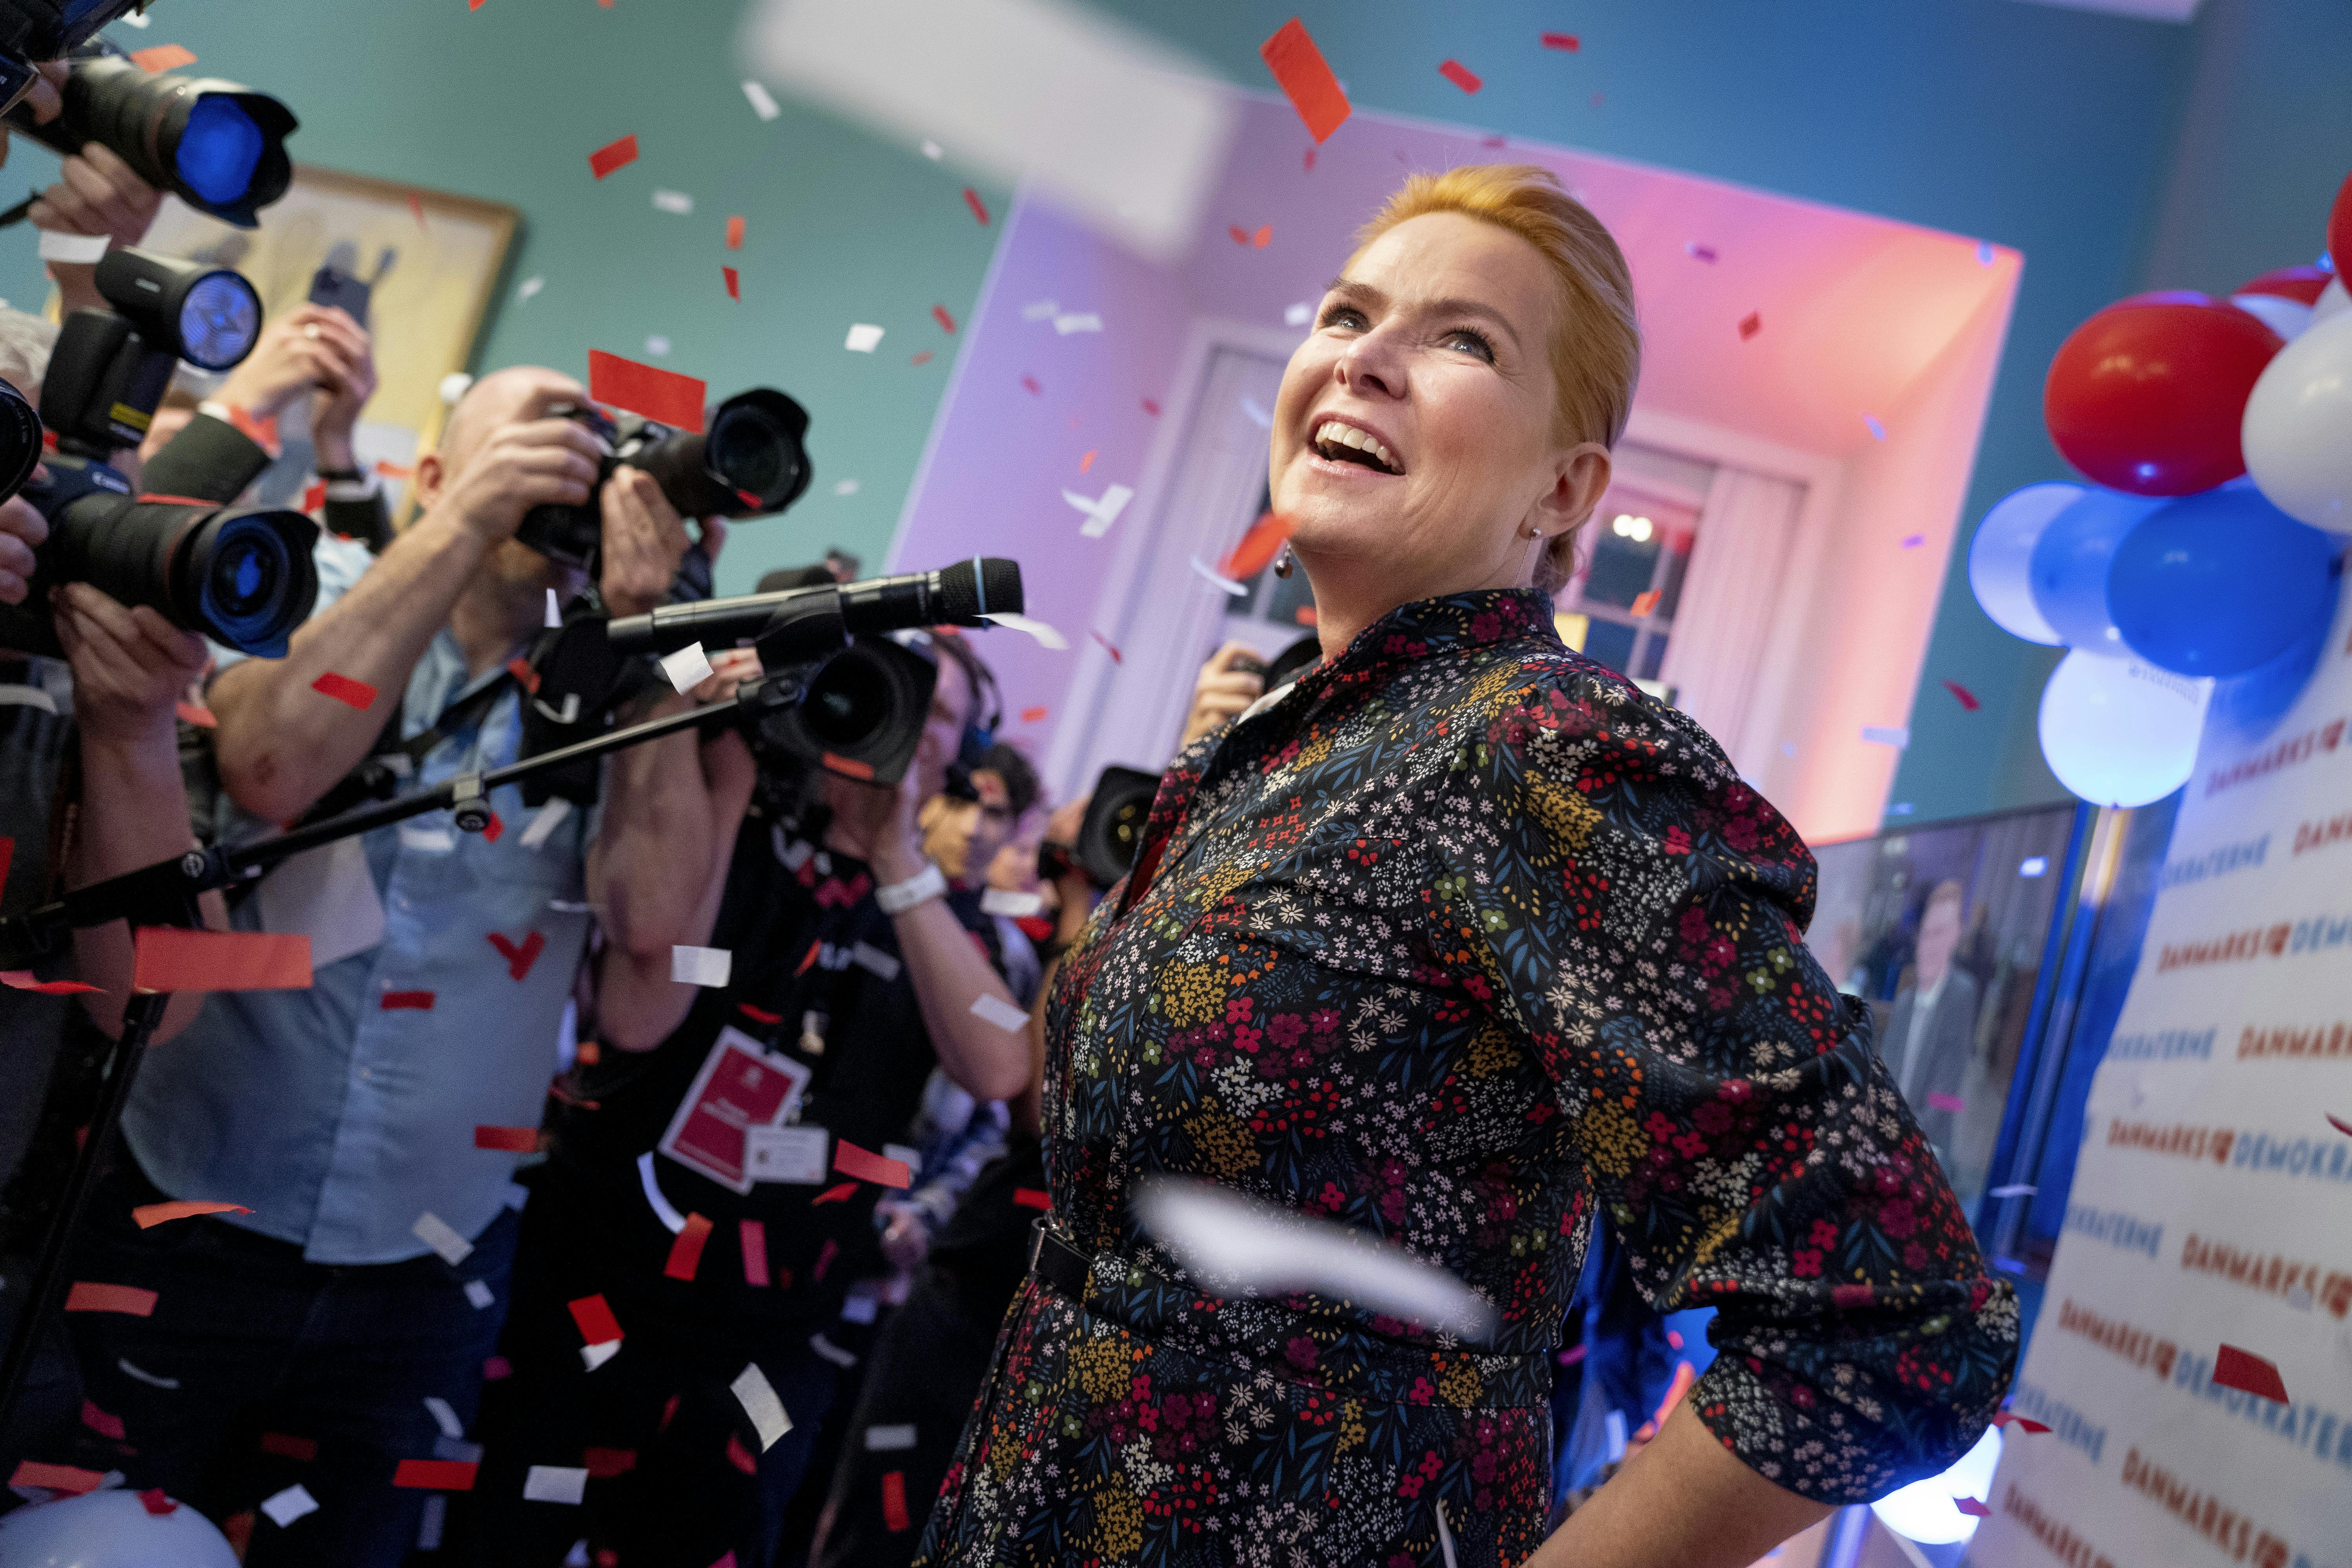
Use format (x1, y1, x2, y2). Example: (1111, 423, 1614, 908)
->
(2243, 307, 2352, 529)
(2228, 292, 2313, 342)
(1967, 482, 2080, 645)
(2038, 651, 2210, 808)
(2314, 276, 2350, 326)
(0, 1488, 239, 1568)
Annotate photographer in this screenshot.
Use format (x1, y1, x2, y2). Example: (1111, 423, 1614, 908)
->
(455, 623, 1033, 1568)
(59, 365, 709, 1566)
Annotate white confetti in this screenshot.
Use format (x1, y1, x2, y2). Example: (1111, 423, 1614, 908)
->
(732, 1362, 793, 1449)
(865, 1423, 918, 1451)
(1052, 312, 1102, 335)
(517, 276, 545, 303)
(851, 941, 901, 981)
(969, 992, 1028, 1033)
(425, 1396, 463, 1439)
(117, 1357, 178, 1389)
(439, 371, 475, 405)
(839, 1291, 880, 1323)
(418, 1494, 446, 1550)
(465, 1279, 496, 1309)
(1239, 396, 1272, 429)
(980, 888, 1044, 917)
(1284, 302, 1312, 327)
(845, 322, 885, 353)
(543, 588, 562, 628)
(833, 477, 860, 495)
(671, 945, 733, 987)
(742, 80, 782, 120)
(1020, 298, 1060, 321)
(581, 1339, 622, 1372)
(118, 5, 149, 22)
(652, 190, 694, 215)
(398, 822, 458, 854)
(644, 335, 671, 357)
(1437, 1501, 1460, 1568)
(1859, 724, 1910, 749)
(981, 611, 1068, 649)
(637, 1152, 688, 1234)
(37, 230, 111, 263)
(1062, 483, 1133, 538)
(261, 1484, 319, 1528)
(659, 642, 715, 695)
(412, 1212, 473, 1267)
(920, 138, 944, 160)
(1135, 1176, 1495, 1340)
(520, 797, 574, 851)
(808, 1332, 860, 1368)
(524, 1465, 590, 1504)
(1190, 557, 1247, 597)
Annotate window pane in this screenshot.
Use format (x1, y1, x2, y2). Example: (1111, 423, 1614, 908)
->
(1581, 617, 1637, 675)
(1635, 632, 1668, 680)
(1581, 529, 1658, 609)
(1653, 540, 1693, 621)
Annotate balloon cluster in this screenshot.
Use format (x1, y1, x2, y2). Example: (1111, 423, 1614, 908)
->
(1968, 171, 2352, 808)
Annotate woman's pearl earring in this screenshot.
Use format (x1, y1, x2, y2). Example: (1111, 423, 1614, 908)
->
(1272, 541, 1295, 578)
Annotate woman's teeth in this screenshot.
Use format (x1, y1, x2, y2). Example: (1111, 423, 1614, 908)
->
(1313, 421, 1399, 474)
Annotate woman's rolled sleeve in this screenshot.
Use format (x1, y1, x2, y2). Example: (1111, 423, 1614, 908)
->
(1428, 665, 2018, 1502)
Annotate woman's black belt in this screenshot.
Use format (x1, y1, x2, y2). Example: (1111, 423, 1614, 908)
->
(1027, 1217, 1096, 1301)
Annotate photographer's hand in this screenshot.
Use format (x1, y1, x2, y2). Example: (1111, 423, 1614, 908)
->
(30, 142, 163, 314)
(1178, 641, 1268, 748)
(0, 496, 45, 608)
(597, 467, 693, 620)
(305, 309, 378, 472)
(438, 408, 606, 550)
(216, 305, 372, 434)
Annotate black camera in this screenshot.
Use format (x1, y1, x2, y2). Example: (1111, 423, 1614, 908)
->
(743, 634, 940, 790)
(1040, 764, 1162, 890)
(517, 391, 813, 573)
(0, 0, 149, 118)
(0, 246, 318, 659)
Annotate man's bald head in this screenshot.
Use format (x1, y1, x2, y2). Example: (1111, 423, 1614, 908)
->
(436, 365, 583, 473)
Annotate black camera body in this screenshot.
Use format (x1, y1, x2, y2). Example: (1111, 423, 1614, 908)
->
(517, 390, 813, 573)
(1040, 764, 1162, 890)
(740, 635, 941, 793)
(0, 0, 147, 116)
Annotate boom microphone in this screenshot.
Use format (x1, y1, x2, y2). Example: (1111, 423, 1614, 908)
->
(606, 557, 1022, 657)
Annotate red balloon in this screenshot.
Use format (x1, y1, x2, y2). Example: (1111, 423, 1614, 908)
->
(2043, 291, 2283, 496)
(2330, 170, 2351, 274)
(2235, 265, 2332, 305)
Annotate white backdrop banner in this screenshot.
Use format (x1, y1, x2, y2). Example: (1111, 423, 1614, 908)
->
(1967, 591, 2352, 1568)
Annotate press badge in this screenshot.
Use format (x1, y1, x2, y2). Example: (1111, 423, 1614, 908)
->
(656, 1026, 813, 1194)
(745, 1124, 831, 1185)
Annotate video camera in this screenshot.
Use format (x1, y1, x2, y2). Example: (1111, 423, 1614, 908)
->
(518, 392, 813, 574)
(5, 39, 298, 228)
(0, 245, 319, 659)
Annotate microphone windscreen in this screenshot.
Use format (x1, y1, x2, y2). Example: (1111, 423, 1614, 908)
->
(935, 557, 1023, 622)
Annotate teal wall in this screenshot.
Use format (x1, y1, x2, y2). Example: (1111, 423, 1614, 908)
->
(9, 0, 2339, 824)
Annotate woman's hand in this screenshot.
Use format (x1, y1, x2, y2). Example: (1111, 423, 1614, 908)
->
(1178, 641, 1266, 748)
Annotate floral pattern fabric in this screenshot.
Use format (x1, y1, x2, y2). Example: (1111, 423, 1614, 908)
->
(918, 589, 2017, 1567)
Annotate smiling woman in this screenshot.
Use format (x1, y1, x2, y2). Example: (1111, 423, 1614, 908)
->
(917, 167, 2016, 1568)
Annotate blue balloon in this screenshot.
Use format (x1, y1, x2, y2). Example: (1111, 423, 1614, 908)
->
(2205, 569, 2339, 751)
(2028, 488, 2161, 652)
(2107, 481, 2339, 677)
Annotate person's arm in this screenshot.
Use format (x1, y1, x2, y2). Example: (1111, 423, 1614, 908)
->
(28, 142, 161, 315)
(50, 583, 227, 1041)
(207, 402, 604, 824)
(1528, 1403, 1830, 1566)
(1436, 670, 2018, 1562)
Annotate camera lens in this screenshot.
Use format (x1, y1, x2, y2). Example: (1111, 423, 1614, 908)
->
(175, 95, 267, 207)
(0, 376, 41, 502)
(187, 509, 313, 654)
(802, 652, 889, 749)
(707, 399, 793, 500)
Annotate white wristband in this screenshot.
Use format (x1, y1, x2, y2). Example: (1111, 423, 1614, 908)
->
(874, 862, 947, 915)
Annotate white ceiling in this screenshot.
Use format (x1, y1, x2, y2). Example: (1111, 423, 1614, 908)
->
(2005, 0, 2204, 21)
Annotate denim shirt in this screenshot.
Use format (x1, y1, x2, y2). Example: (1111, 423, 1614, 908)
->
(125, 536, 599, 1264)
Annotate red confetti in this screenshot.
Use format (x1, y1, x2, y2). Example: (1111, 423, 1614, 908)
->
(0, 835, 11, 894)
(796, 940, 822, 976)
(129, 43, 196, 72)
(1229, 224, 1248, 245)
(1666, 1329, 1684, 1350)
(569, 1294, 623, 1345)
(881, 1469, 910, 1532)
(380, 990, 436, 1011)
(311, 670, 377, 709)
(483, 1356, 512, 1382)
(814, 1237, 839, 1279)
(2326, 1113, 2350, 1136)
(1020, 706, 1048, 724)
(1438, 59, 1482, 93)
(9, 1461, 105, 1494)
(932, 304, 957, 334)
(588, 350, 706, 432)
(834, 1140, 913, 1189)
(1020, 374, 1041, 396)
(1218, 512, 1294, 581)
(1630, 588, 1662, 619)
(1942, 679, 1982, 712)
(664, 1212, 713, 1281)
(1687, 243, 1718, 264)
(910, 351, 934, 366)
(583, 1447, 636, 1478)
(392, 1459, 477, 1491)
(1254, 224, 1272, 249)
(486, 930, 546, 982)
(503, 657, 541, 694)
(725, 1432, 758, 1475)
(1078, 449, 1097, 473)
(1013, 1187, 1052, 1211)
(811, 1181, 858, 1206)
(130, 929, 313, 995)
(480, 811, 505, 844)
(1738, 312, 1762, 341)
(588, 134, 640, 180)
(408, 192, 426, 231)
(64, 1282, 157, 1316)
(659, 1394, 679, 1432)
(259, 1432, 318, 1461)
(1259, 18, 1351, 143)
(740, 1219, 770, 1286)
(80, 1399, 125, 1439)
(725, 214, 745, 250)
(1955, 1497, 1991, 1518)
(140, 1488, 177, 1516)
(962, 187, 989, 225)
(301, 479, 327, 514)
(1, 970, 100, 995)
(375, 459, 414, 481)
(1541, 31, 1580, 50)
(1142, 397, 1161, 416)
(1091, 631, 1123, 664)
(472, 1125, 539, 1153)
(1295, 605, 1318, 627)
(1992, 1412, 2051, 1434)
(723, 266, 740, 302)
(172, 699, 216, 732)
(226, 404, 280, 457)
(739, 1002, 783, 1025)
(2212, 1344, 2288, 1403)
(133, 1199, 250, 1228)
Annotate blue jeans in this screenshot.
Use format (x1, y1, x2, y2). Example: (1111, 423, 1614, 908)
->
(62, 1152, 517, 1566)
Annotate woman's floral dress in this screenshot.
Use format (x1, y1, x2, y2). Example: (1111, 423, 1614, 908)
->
(917, 589, 2017, 1568)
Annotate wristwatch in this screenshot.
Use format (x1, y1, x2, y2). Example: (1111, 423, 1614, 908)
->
(874, 861, 948, 915)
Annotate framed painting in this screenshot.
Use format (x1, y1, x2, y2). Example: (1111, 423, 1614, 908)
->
(129, 164, 519, 515)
